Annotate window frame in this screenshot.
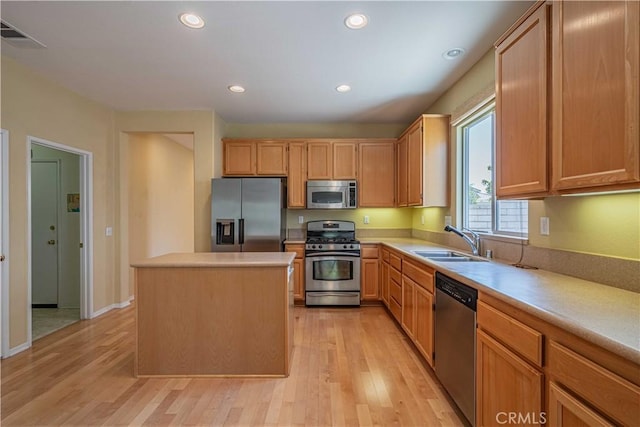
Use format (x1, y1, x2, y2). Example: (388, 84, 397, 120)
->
(458, 101, 528, 238)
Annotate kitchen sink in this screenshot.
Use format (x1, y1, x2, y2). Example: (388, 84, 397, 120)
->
(411, 250, 487, 262)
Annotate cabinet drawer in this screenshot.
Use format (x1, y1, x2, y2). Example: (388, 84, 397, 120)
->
(285, 245, 305, 258)
(402, 259, 434, 293)
(361, 245, 379, 259)
(478, 301, 543, 367)
(548, 341, 640, 426)
(389, 296, 401, 323)
(389, 280, 402, 305)
(389, 252, 402, 271)
(389, 267, 401, 286)
(381, 247, 390, 263)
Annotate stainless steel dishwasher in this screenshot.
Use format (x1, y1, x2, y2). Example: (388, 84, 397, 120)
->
(434, 272, 478, 426)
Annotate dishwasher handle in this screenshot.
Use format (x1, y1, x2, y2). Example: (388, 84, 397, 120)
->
(436, 272, 477, 311)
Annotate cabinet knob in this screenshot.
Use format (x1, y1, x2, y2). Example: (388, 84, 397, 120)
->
(47, 240, 56, 245)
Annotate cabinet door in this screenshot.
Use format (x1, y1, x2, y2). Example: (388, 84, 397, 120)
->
(406, 124, 423, 206)
(396, 136, 408, 207)
(422, 116, 449, 207)
(477, 329, 543, 427)
(358, 142, 395, 207)
(551, 1, 639, 191)
(380, 261, 389, 307)
(223, 141, 255, 176)
(548, 382, 614, 427)
(292, 258, 304, 301)
(361, 258, 379, 301)
(287, 143, 306, 208)
(307, 142, 332, 179)
(333, 142, 357, 179)
(401, 276, 415, 338)
(414, 285, 433, 367)
(495, 3, 550, 198)
(256, 142, 288, 176)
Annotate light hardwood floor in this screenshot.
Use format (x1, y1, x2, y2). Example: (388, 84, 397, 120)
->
(1, 304, 465, 426)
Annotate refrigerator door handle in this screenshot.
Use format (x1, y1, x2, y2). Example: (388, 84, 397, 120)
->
(239, 218, 245, 244)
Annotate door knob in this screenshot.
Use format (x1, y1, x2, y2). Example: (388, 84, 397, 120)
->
(47, 240, 56, 245)
(0, 255, 4, 262)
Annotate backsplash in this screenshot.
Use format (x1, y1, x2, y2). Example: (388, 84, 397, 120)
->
(412, 229, 640, 293)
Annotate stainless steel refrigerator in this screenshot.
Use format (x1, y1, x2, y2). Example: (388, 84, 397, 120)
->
(211, 178, 286, 252)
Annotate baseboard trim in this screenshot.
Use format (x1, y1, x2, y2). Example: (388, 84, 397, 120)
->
(90, 295, 134, 319)
(3, 341, 30, 358)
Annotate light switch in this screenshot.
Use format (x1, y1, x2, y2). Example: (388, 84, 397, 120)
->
(421, 215, 425, 225)
(363, 216, 370, 224)
(105, 226, 113, 236)
(298, 215, 304, 224)
(540, 217, 549, 236)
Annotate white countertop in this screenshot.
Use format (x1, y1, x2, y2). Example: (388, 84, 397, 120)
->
(360, 237, 640, 364)
(131, 252, 296, 268)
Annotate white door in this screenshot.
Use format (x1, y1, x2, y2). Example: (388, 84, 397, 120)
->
(31, 161, 59, 306)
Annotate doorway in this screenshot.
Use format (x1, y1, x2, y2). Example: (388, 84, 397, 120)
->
(28, 137, 93, 345)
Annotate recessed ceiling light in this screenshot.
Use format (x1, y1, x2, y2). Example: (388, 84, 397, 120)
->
(228, 85, 245, 93)
(336, 84, 351, 93)
(345, 14, 368, 30)
(442, 47, 466, 60)
(179, 13, 205, 29)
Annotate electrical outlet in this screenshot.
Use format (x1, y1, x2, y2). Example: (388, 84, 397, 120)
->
(105, 226, 113, 236)
(444, 216, 452, 227)
(298, 215, 304, 224)
(363, 215, 370, 224)
(540, 217, 550, 236)
(421, 215, 425, 225)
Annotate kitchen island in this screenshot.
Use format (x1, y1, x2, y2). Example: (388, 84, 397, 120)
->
(131, 252, 295, 377)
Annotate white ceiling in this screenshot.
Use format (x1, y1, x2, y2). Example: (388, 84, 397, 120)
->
(1, 1, 533, 124)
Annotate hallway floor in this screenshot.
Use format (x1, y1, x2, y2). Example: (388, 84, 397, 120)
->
(32, 307, 80, 340)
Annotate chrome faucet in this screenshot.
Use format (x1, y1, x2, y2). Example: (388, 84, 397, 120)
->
(444, 225, 480, 256)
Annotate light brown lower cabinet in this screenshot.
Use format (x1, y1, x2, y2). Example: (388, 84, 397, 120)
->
(401, 276, 415, 339)
(414, 283, 433, 366)
(477, 329, 544, 426)
(361, 244, 379, 302)
(285, 244, 305, 303)
(547, 340, 640, 426)
(547, 381, 614, 427)
(380, 260, 389, 307)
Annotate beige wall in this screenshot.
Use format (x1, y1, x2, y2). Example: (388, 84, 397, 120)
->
(128, 133, 194, 266)
(224, 123, 406, 139)
(1, 57, 117, 348)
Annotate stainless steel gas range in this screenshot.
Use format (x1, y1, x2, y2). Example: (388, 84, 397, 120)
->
(305, 220, 361, 306)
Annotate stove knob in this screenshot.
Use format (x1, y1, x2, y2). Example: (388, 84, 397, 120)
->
(318, 244, 323, 249)
(311, 245, 316, 249)
(343, 244, 348, 249)
(350, 244, 354, 249)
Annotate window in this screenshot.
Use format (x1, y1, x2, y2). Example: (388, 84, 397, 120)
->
(460, 103, 528, 236)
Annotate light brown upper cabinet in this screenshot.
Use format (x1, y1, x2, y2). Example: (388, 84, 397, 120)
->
(495, 0, 639, 197)
(396, 115, 450, 207)
(222, 140, 288, 176)
(307, 141, 357, 180)
(396, 135, 408, 207)
(551, 0, 639, 193)
(287, 142, 307, 208)
(495, 3, 550, 198)
(358, 141, 396, 207)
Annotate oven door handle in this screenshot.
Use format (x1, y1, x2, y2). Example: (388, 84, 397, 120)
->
(305, 252, 361, 259)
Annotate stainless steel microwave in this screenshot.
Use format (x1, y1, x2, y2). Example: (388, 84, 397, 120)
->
(306, 180, 357, 209)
